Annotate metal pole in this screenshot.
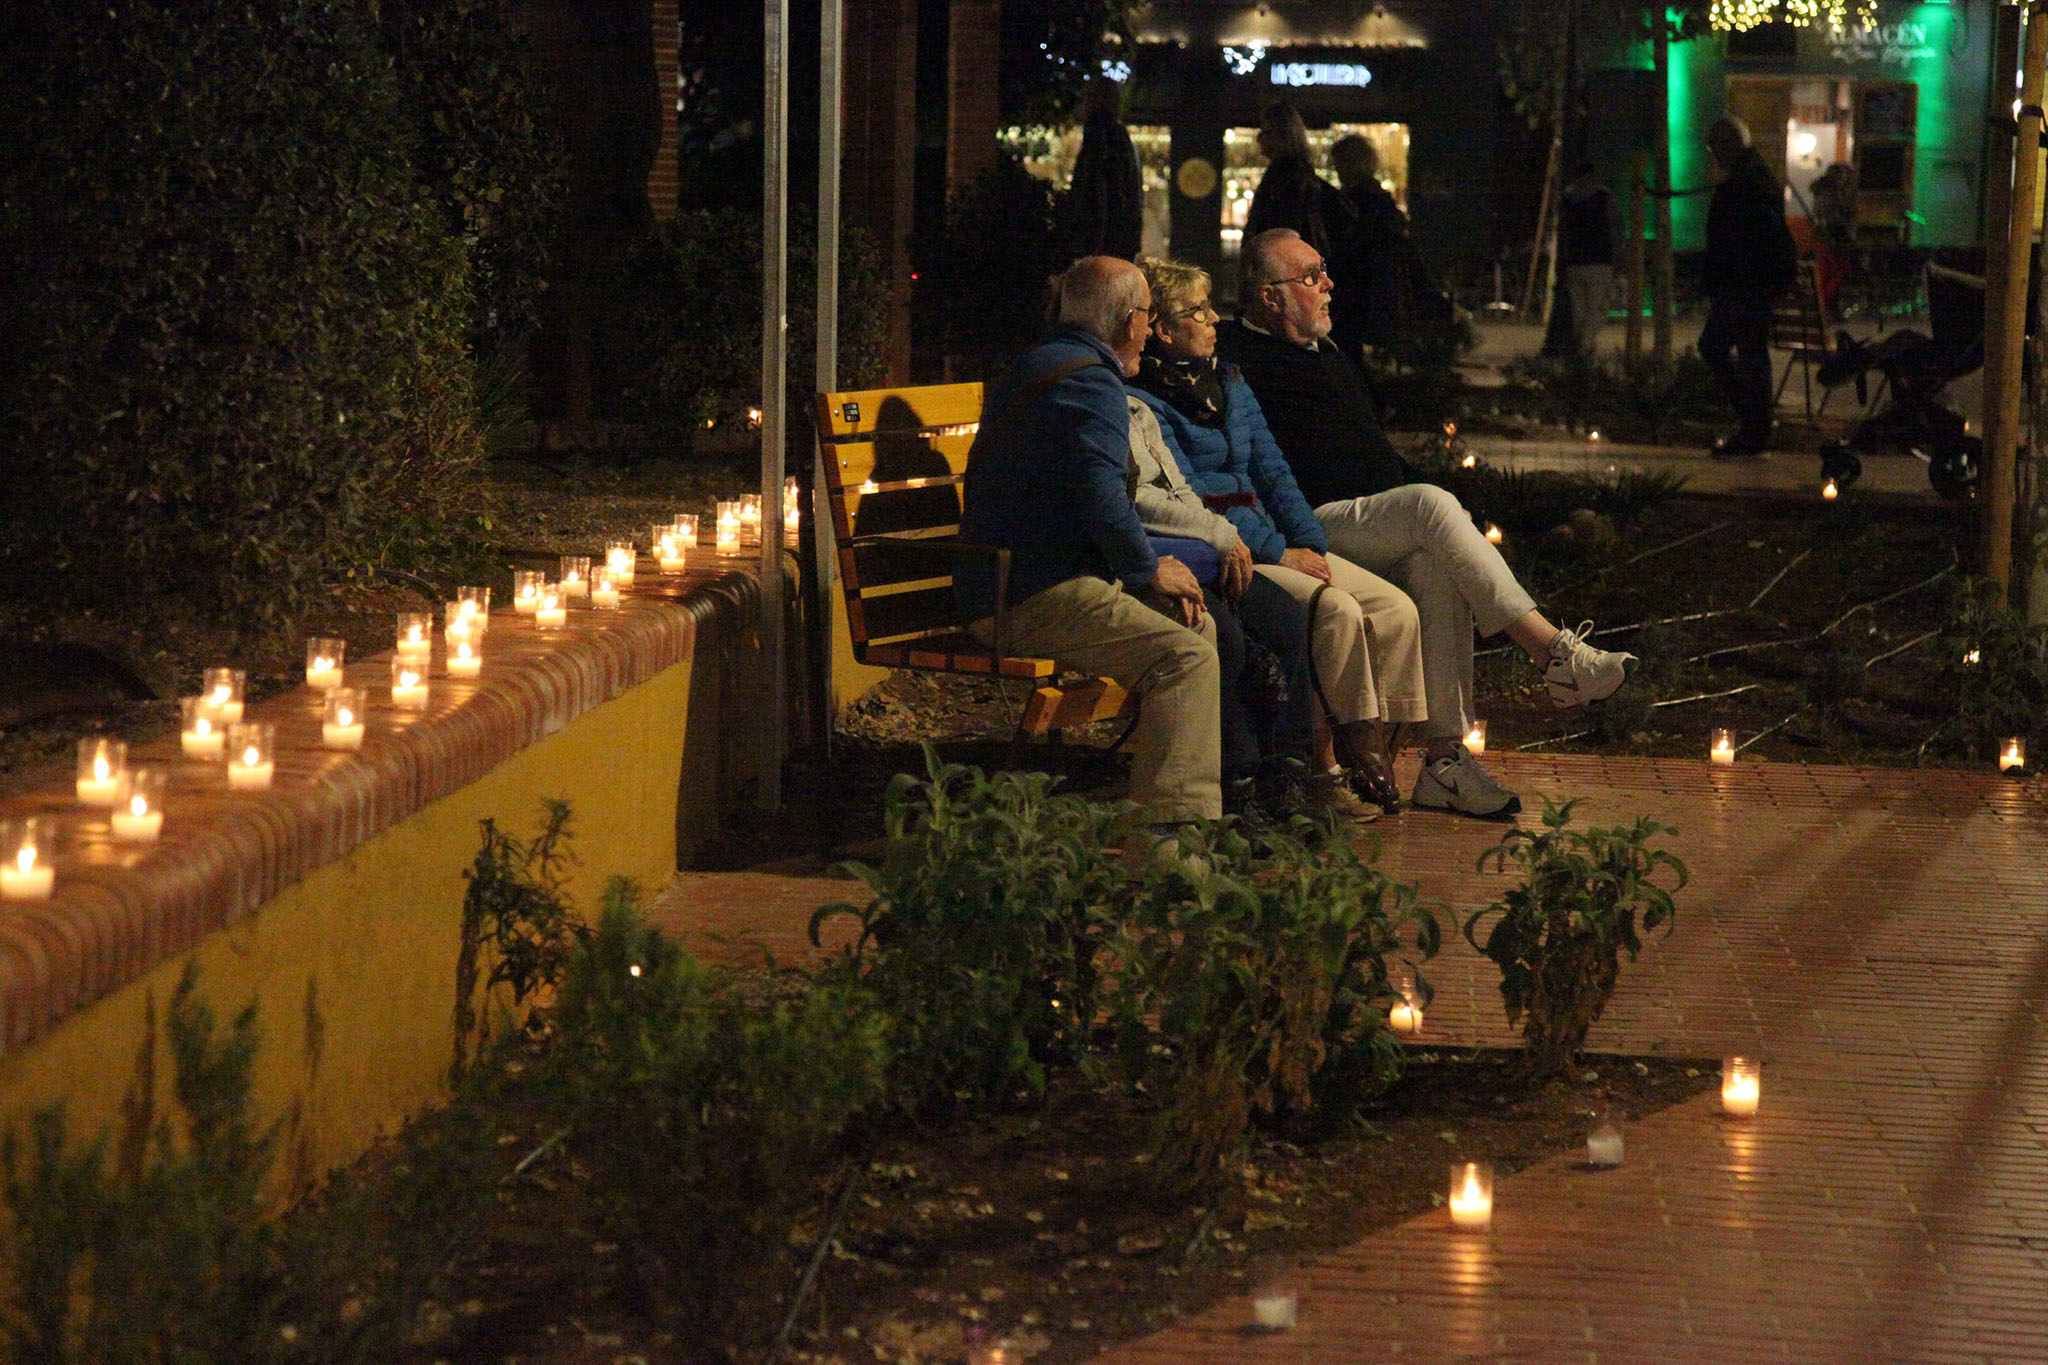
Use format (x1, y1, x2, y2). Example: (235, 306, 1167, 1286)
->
(759, 0, 790, 809)
(1652, 20, 1674, 374)
(1625, 149, 1646, 365)
(811, 0, 842, 745)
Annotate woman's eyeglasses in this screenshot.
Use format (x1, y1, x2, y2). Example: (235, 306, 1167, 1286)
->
(1168, 303, 1219, 322)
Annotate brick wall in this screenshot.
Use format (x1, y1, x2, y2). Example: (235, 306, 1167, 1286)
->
(647, 0, 680, 219)
(844, 0, 919, 381)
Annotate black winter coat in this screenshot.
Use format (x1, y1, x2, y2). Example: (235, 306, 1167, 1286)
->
(1213, 320, 1413, 510)
(1704, 147, 1797, 299)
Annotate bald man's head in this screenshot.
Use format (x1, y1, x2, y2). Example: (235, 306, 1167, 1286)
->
(1056, 256, 1148, 342)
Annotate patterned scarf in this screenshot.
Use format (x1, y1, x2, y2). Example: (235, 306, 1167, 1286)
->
(1135, 348, 1228, 429)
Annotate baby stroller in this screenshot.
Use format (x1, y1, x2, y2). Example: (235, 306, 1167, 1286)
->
(1816, 263, 1984, 500)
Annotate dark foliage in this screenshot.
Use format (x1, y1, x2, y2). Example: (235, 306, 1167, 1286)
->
(1000, 1, 1142, 126)
(1937, 576, 2048, 758)
(913, 155, 1069, 381)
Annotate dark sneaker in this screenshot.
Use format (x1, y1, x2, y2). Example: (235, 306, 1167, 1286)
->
(1309, 769, 1381, 824)
(1543, 620, 1636, 709)
(1411, 747, 1521, 820)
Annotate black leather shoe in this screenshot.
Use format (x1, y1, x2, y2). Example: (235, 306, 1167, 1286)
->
(1346, 756, 1403, 813)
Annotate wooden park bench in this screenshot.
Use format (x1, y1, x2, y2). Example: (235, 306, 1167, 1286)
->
(809, 381, 1131, 741)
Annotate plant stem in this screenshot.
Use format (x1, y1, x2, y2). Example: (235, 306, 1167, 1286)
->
(771, 1161, 865, 1363)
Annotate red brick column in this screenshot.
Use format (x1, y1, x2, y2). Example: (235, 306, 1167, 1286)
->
(844, 0, 918, 381)
(946, 0, 1000, 190)
(646, 0, 679, 219)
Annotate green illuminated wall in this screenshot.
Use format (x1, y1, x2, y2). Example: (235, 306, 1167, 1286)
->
(1669, 31, 1712, 253)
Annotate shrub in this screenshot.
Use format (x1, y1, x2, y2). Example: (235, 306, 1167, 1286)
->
(912, 154, 1068, 381)
(0, 0, 484, 631)
(1938, 576, 2048, 759)
(810, 746, 1132, 1114)
(452, 799, 589, 1078)
(1108, 821, 1438, 1177)
(1463, 800, 1687, 1080)
(545, 888, 886, 1351)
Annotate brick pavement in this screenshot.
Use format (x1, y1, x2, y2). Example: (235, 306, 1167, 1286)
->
(652, 750, 2048, 1364)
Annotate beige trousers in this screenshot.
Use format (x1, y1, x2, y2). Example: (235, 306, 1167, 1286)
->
(976, 576, 1221, 823)
(1254, 555, 1427, 727)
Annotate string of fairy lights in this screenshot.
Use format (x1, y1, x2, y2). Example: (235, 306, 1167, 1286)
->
(1707, 0, 1881, 33)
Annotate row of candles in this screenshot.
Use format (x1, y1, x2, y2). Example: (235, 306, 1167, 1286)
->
(1460, 717, 2028, 773)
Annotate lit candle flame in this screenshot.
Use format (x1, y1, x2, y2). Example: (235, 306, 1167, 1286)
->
(129, 794, 148, 818)
(336, 707, 354, 727)
(406, 625, 422, 642)
(1461, 1169, 1482, 1203)
(1443, 421, 1457, 437)
(859, 478, 878, 494)
(14, 846, 34, 874)
(93, 756, 110, 782)
(1484, 523, 1503, 544)
(1964, 648, 1980, 665)
(194, 717, 212, 737)
(313, 655, 334, 671)
(1821, 479, 1838, 501)
(1589, 430, 1602, 442)
(241, 745, 261, 768)
(211, 684, 231, 705)
(1461, 453, 1476, 468)
(400, 669, 420, 688)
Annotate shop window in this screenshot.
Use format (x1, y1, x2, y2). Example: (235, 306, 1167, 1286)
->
(998, 123, 1174, 258)
(1221, 123, 1409, 258)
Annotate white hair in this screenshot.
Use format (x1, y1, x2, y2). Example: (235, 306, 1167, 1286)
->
(1055, 256, 1147, 342)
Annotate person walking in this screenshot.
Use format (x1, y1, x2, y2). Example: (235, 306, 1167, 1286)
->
(1699, 114, 1798, 457)
(1064, 78, 1144, 261)
(1559, 161, 1617, 359)
(1245, 103, 1345, 263)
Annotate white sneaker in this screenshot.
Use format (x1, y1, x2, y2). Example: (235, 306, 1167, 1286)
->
(1410, 746, 1521, 820)
(1543, 620, 1636, 709)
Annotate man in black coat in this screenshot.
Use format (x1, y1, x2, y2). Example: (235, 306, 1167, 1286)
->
(1699, 114, 1799, 457)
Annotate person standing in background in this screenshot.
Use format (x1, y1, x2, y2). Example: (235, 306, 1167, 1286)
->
(1328, 134, 1405, 356)
(1559, 162, 1617, 359)
(1698, 114, 1798, 458)
(1810, 162, 1857, 321)
(1064, 78, 1144, 262)
(1245, 103, 1345, 263)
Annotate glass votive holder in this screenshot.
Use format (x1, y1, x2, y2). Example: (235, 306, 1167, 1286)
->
(1463, 719, 1488, 756)
(458, 584, 492, 616)
(672, 513, 699, 549)
(591, 567, 622, 610)
(656, 531, 686, 572)
(605, 540, 637, 586)
(512, 569, 543, 615)
(534, 585, 567, 630)
(322, 687, 367, 750)
(1710, 727, 1737, 766)
(447, 598, 488, 639)
(1388, 966, 1423, 1037)
(180, 697, 227, 759)
(447, 632, 483, 678)
(0, 818, 55, 901)
(2000, 737, 2027, 773)
(739, 493, 763, 545)
(395, 612, 433, 661)
(1721, 1056, 1762, 1116)
(1448, 1161, 1494, 1229)
(1586, 1113, 1624, 1167)
(226, 722, 275, 791)
(201, 667, 246, 724)
(1250, 1262, 1301, 1331)
(715, 501, 742, 551)
(112, 768, 166, 843)
(559, 555, 591, 598)
(75, 737, 129, 806)
(391, 658, 430, 709)
(305, 638, 346, 690)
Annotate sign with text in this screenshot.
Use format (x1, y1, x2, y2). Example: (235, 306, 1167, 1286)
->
(1269, 61, 1373, 89)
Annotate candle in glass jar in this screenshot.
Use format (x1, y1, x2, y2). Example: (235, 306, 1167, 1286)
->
(1721, 1057, 1761, 1117)
(656, 532, 686, 572)
(512, 570, 543, 615)
(180, 698, 226, 758)
(201, 668, 246, 724)
(559, 555, 590, 598)
(1389, 1000, 1423, 1036)
(1710, 728, 1736, 766)
(447, 634, 482, 678)
(605, 541, 637, 586)
(534, 587, 566, 630)
(395, 612, 432, 661)
(322, 688, 366, 750)
(447, 599, 489, 640)
(0, 820, 54, 901)
(391, 660, 429, 708)
(591, 569, 621, 610)
(1463, 719, 1487, 756)
(1448, 1162, 1494, 1229)
(2000, 738, 2026, 772)
(784, 476, 801, 539)
(739, 493, 763, 545)
(111, 769, 165, 842)
(716, 501, 742, 550)
(305, 638, 346, 690)
(76, 737, 129, 806)
(457, 584, 491, 619)
(1586, 1117, 1624, 1167)
(673, 513, 699, 549)
(226, 723, 275, 791)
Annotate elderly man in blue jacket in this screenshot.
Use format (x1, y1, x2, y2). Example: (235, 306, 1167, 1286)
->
(958, 256, 1220, 829)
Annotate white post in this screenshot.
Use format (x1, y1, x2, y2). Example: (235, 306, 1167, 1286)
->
(813, 0, 843, 735)
(759, 0, 790, 809)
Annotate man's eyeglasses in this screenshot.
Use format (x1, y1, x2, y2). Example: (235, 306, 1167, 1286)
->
(1124, 303, 1155, 323)
(1257, 265, 1330, 290)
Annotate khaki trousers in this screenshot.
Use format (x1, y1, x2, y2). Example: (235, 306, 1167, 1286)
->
(1254, 555, 1427, 727)
(976, 576, 1221, 823)
(1316, 483, 1538, 740)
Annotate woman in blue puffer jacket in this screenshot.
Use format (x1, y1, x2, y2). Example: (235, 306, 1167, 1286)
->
(1128, 255, 1422, 811)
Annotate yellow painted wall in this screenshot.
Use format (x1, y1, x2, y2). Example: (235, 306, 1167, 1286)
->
(0, 646, 749, 1198)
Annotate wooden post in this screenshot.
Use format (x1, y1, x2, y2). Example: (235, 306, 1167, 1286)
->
(1626, 149, 1646, 365)
(1652, 22, 1675, 374)
(1521, 6, 1573, 322)
(1982, 5, 2048, 599)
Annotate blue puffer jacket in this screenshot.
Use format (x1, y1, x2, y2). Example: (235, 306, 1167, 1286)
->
(1128, 374, 1329, 564)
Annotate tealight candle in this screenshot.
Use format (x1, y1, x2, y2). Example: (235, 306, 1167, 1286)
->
(1586, 1117, 1624, 1167)
(559, 555, 591, 598)
(1710, 727, 1736, 766)
(447, 598, 489, 638)
(1389, 1000, 1423, 1036)
(716, 501, 742, 551)
(591, 569, 621, 610)
(457, 584, 492, 618)
(201, 668, 246, 724)
(226, 723, 275, 791)
(739, 493, 763, 545)
(606, 541, 637, 586)
(1821, 478, 1839, 501)
(111, 768, 166, 843)
(447, 634, 482, 678)
(0, 819, 55, 901)
(322, 688, 366, 750)
(784, 475, 801, 540)
(395, 612, 433, 661)
(672, 513, 699, 549)
(512, 570, 543, 615)
(966, 1344, 1023, 1365)
(2000, 737, 2026, 773)
(656, 533, 687, 572)
(304, 638, 346, 690)
(180, 698, 226, 759)
(1448, 1162, 1494, 1229)
(1484, 523, 1504, 546)
(391, 660, 429, 708)
(1460, 452, 1477, 469)
(1463, 719, 1488, 756)
(75, 738, 129, 806)
(534, 587, 566, 630)
(1721, 1056, 1761, 1116)
(1250, 1271, 1300, 1331)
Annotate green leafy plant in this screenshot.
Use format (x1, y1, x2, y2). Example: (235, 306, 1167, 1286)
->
(810, 745, 1132, 1114)
(1938, 576, 2048, 759)
(452, 799, 589, 1077)
(544, 887, 886, 1352)
(1464, 800, 1686, 1080)
(1108, 821, 1439, 1177)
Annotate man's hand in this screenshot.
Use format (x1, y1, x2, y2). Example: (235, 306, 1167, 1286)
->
(1280, 546, 1332, 583)
(1152, 555, 1207, 627)
(1219, 539, 1254, 599)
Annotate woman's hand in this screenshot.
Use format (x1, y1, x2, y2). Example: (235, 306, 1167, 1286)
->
(1219, 540, 1254, 599)
(1280, 546, 1332, 583)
